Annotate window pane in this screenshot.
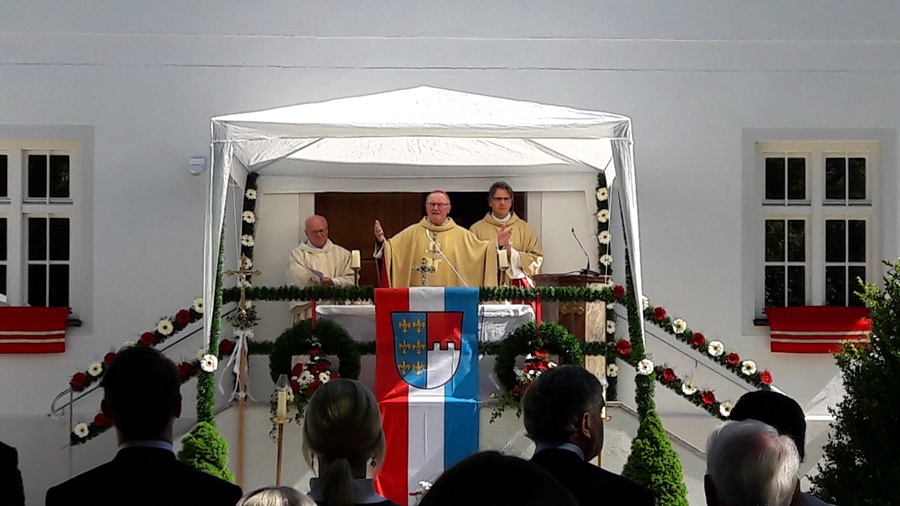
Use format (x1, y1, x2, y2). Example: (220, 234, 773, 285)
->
(0, 154, 7, 197)
(765, 158, 785, 200)
(28, 217, 47, 261)
(825, 220, 846, 262)
(0, 218, 6, 261)
(765, 220, 785, 262)
(765, 266, 785, 307)
(825, 266, 846, 306)
(28, 264, 47, 306)
(825, 157, 846, 200)
(27, 154, 48, 199)
(787, 220, 805, 262)
(49, 155, 70, 198)
(48, 264, 69, 307)
(787, 158, 806, 200)
(848, 266, 866, 307)
(0, 265, 5, 296)
(49, 218, 69, 261)
(848, 157, 866, 200)
(848, 220, 866, 263)
(787, 266, 805, 306)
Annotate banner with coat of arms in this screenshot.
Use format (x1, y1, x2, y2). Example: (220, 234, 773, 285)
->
(374, 287, 479, 505)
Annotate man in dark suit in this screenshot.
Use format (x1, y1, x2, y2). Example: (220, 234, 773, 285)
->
(523, 365, 654, 506)
(46, 346, 242, 506)
(0, 440, 25, 506)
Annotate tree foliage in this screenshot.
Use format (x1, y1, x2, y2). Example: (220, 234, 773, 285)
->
(178, 421, 235, 482)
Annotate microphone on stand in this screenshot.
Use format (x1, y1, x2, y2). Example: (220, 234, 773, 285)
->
(571, 227, 601, 276)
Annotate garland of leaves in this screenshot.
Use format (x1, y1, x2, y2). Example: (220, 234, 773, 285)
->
(493, 322, 585, 392)
(268, 319, 361, 384)
(595, 171, 619, 400)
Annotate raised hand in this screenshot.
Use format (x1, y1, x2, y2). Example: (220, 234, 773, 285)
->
(374, 219, 385, 242)
(498, 225, 512, 249)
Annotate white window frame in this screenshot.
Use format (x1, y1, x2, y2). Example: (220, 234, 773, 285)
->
(741, 129, 896, 335)
(0, 126, 93, 326)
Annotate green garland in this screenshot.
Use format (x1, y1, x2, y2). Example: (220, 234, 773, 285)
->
(268, 319, 361, 384)
(493, 322, 585, 393)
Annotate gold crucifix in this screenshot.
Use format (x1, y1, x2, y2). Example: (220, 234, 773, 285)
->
(225, 267, 262, 315)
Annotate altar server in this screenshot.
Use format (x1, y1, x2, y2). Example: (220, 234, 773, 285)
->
(287, 215, 355, 321)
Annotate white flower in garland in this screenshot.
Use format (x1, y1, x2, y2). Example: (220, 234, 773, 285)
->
(120, 341, 135, 350)
(636, 358, 654, 376)
(418, 481, 433, 492)
(241, 235, 255, 247)
(606, 320, 617, 334)
(318, 371, 331, 383)
(641, 296, 650, 309)
(707, 341, 725, 357)
(241, 255, 253, 269)
(298, 370, 315, 386)
(719, 401, 734, 418)
(596, 209, 611, 223)
(157, 319, 174, 336)
(73, 422, 90, 438)
(193, 297, 204, 314)
(741, 360, 757, 376)
(672, 319, 687, 334)
(597, 231, 612, 245)
(600, 254, 613, 266)
(682, 381, 698, 395)
(606, 363, 619, 378)
(596, 188, 609, 201)
(242, 211, 256, 224)
(245, 188, 257, 200)
(606, 302, 616, 310)
(88, 362, 103, 377)
(200, 354, 218, 372)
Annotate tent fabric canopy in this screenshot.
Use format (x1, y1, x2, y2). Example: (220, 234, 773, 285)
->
(204, 86, 645, 344)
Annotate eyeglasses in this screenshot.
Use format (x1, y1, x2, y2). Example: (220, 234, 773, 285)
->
(426, 202, 450, 208)
(491, 197, 511, 202)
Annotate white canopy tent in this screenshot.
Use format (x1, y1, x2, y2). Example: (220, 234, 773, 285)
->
(205, 86, 645, 343)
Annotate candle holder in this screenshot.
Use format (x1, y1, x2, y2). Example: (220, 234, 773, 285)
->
(273, 374, 290, 485)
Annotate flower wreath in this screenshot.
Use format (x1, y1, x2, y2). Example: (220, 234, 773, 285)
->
(491, 322, 585, 420)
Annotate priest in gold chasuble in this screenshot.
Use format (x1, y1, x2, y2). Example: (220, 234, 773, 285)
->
(374, 191, 499, 288)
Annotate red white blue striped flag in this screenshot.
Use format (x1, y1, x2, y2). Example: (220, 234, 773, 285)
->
(374, 287, 479, 505)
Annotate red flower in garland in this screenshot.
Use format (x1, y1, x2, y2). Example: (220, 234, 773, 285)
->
(291, 363, 305, 376)
(533, 349, 549, 359)
(93, 412, 109, 428)
(701, 391, 716, 405)
(691, 333, 706, 347)
(759, 370, 773, 385)
(661, 368, 676, 383)
(612, 285, 626, 299)
(71, 372, 87, 389)
(652, 307, 667, 321)
(140, 332, 155, 346)
(219, 339, 235, 356)
(175, 309, 191, 326)
(178, 362, 194, 377)
(615, 340, 632, 356)
(103, 352, 117, 367)
(315, 359, 332, 372)
(309, 382, 321, 393)
(289, 379, 301, 392)
(726, 353, 741, 366)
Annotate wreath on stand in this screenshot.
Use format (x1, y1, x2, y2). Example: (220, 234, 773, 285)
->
(490, 322, 586, 421)
(268, 319, 360, 434)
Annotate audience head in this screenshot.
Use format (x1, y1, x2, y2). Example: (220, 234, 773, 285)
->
(304, 215, 330, 249)
(419, 451, 577, 506)
(487, 181, 514, 219)
(100, 346, 182, 442)
(425, 190, 452, 226)
(303, 379, 386, 506)
(705, 420, 800, 506)
(730, 390, 807, 461)
(236, 486, 314, 506)
(522, 365, 606, 460)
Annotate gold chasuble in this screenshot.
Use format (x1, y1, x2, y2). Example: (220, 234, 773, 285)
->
(470, 213, 543, 285)
(382, 218, 498, 288)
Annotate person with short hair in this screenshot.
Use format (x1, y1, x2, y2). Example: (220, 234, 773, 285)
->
(418, 451, 577, 506)
(730, 390, 834, 506)
(522, 365, 653, 505)
(287, 215, 355, 321)
(45, 346, 243, 506)
(373, 191, 498, 287)
(0, 440, 25, 506)
(237, 486, 315, 506)
(303, 379, 397, 506)
(470, 181, 543, 286)
(705, 419, 800, 506)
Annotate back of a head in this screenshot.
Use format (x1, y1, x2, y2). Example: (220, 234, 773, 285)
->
(522, 365, 604, 443)
(237, 486, 314, 506)
(101, 346, 181, 440)
(705, 420, 800, 506)
(730, 390, 807, 461)
(419, 451, 577, 506)
(303, 379, 385, 506)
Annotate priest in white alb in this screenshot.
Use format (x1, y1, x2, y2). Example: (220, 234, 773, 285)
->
(470, 181, 543, 286)
(286, 215, 355, 321)
(373, 191, 499, 288)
